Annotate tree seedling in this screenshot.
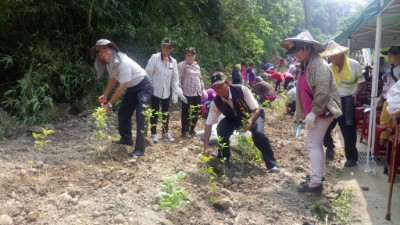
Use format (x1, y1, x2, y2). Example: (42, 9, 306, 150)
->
(188, 104, 202, 127)
(141, 104, 154, 135)
(198, 154, 220, 204)
(91, 107, 118, 156)
(159, 171, 191, 210)
(32, 127, 55, 149)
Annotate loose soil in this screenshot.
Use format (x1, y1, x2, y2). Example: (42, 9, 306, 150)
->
(0, 100, 369, 225)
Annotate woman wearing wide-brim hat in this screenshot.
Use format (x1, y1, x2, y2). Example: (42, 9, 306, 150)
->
(281, 30, 342, 193)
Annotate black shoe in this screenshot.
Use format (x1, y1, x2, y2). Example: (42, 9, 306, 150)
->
(297, 182, 323, 193)
(303, 175, 326, 182)
(344, 160, 357, 167)
(112, 139, 133, 146)
(326, 148, 334, 160)
(128, 149, 144, 157)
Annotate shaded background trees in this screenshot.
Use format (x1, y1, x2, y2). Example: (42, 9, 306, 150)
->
(0, 0, 368, 125)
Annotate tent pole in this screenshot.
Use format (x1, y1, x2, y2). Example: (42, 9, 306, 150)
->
(365, 14, 382, 173)
(347, 39, 351, 56)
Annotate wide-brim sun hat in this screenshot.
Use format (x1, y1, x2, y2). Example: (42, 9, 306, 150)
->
(90, 39, 119, 58)
(281, 30, 325, 54)
(319, 41, 349, 58)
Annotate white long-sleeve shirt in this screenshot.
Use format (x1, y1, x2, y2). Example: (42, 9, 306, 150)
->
(145, 52, 183, 99)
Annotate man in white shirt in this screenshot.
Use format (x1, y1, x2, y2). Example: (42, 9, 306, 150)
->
(202, 72, 280, 173)
(145, 38, 186, 142)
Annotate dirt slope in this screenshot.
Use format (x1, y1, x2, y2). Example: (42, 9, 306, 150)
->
(0, 103, 353, 225)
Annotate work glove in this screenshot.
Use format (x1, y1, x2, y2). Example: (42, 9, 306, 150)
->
(303, 111, 316, 128)
(97, 95, 107, 105)
(178, 93, 188, 104)
(172, 94, 178, 104)
(202, 90, 208, 100)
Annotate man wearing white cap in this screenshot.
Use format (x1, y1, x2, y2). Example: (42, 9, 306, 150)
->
(320, 41, 366, 167)
(202, 72, 280, 173)
(91, 39, 153, 157)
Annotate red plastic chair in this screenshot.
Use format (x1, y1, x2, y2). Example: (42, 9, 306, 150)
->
(384, 135, 400, 180)
(355, 107, 365, 132)
(359, 112, 394, 158)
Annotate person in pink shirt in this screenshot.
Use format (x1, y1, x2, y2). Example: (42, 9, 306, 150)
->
(241, 61, 247, 83)
(281, 30, 342, 193)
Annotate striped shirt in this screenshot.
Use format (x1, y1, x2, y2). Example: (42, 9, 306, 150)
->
(178, 60, 205, 97)
(145, 52, 183, 99)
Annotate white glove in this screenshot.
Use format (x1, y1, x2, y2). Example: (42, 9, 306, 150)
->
(172, 94, 178, 104)
(303, 112, 316, 128)
(178, 94, 188, 104)
(202, 90, 208, 100)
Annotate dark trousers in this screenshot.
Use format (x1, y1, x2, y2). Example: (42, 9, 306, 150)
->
(150, 95, 170, 134)
(323, 96, 358, 161)
(283, 77, 294, 90)
(323, 119, 337, 150)
(181, 95, 201, 134)
(216, 109, 278, 169)
(118, 77, 153, 150)
(275, 80, 281, 92)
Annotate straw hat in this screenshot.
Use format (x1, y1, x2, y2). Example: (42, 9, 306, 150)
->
(319, 41, 348, 58)
(281, 30, 325, 54)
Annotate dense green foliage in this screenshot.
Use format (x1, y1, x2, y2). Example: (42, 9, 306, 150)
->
(0, 0, 366, 125)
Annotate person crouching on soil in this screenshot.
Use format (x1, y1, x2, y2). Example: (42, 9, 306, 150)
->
(251, 76, 276, 106)
(281, 30, 342, 192)
(91, 39, 153, 157)
(202, 72, 280, 173)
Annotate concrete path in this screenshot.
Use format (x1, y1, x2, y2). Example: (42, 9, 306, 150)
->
(333, 128, 400, 225)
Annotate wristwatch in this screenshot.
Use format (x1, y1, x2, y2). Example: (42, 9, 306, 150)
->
(108, 102, 113, 108)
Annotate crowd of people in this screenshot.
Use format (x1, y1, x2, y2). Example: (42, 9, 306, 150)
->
(90, 34, 400, 193)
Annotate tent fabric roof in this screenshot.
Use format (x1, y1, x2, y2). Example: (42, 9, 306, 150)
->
(325, 0, 400, 50)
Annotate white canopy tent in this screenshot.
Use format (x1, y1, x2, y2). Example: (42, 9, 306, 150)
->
(325, 0, 400, 172)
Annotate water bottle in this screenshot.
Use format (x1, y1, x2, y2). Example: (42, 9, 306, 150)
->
(370, 155, 377, 174)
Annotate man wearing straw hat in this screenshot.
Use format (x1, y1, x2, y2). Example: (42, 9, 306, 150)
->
(320, 41, 366, 167)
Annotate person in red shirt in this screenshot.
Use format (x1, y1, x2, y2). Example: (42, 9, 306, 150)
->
(283, 72, 295, 90)
(267, 69, 283, 92)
